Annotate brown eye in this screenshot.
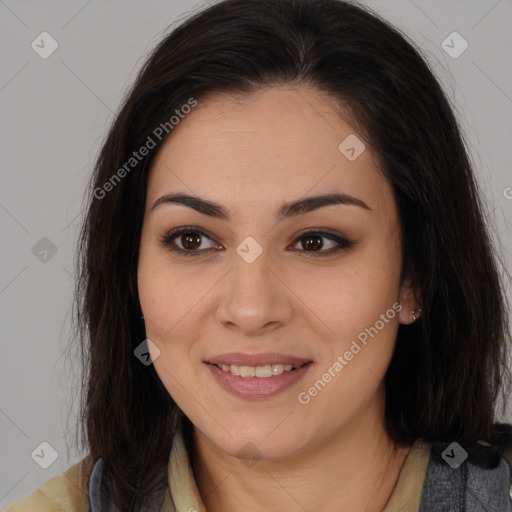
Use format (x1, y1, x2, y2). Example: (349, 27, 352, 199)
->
(180, 232, 202, 250)
(301, 234, 324, 251)
(291, 230, 354, 257)
(160, 227, 218, 256)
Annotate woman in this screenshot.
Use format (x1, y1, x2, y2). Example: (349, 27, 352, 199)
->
(4, 0, 512, 510)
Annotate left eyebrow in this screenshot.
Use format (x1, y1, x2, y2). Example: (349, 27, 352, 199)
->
(151, 191, 372, 221)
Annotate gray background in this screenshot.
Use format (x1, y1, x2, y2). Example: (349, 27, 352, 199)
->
(1, 0, 511, 506)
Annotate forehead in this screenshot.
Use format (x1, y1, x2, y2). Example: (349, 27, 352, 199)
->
(147, 86, 393, 217)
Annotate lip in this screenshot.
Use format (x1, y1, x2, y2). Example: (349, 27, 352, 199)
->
(204, 352, 312, 367)
(205, 359, 314, 399)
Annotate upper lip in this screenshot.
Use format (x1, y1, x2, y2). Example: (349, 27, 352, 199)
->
(205, 352, 312, 367)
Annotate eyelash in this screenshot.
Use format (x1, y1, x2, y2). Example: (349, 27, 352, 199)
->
(159, 226, 354, 258)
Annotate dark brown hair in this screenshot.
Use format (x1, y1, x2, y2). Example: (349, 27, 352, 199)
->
(72, 0, 512, 509)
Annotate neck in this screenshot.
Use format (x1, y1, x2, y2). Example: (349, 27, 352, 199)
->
(191, 391, 412, 512)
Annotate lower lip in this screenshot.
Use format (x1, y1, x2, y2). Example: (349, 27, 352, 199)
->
(205, 362, 313, 399)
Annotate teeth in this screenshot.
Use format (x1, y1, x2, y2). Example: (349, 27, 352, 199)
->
(216, 363, 298, 377)
(256, 365, 272, 377)
(241, 366, 255, 377)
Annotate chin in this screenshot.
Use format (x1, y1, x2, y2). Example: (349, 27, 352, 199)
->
(194, 416, 311, 462)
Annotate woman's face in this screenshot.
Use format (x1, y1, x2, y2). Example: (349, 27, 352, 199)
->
(138, 86, 416, 460)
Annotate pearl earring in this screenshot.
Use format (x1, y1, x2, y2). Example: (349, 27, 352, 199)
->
(411, 308, 422, 321)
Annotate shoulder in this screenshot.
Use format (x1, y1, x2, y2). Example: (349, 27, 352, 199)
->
(420, 441, 512, 511)
(2, 456, 94, 512)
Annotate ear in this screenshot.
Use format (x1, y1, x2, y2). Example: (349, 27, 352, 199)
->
(398, 277, 422, 325)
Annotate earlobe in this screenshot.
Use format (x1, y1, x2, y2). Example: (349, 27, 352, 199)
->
(398, 277, 422, 325)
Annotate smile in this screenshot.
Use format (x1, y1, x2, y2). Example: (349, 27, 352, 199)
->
(205, 360, 313, 399)
(212, 363, 300, 378)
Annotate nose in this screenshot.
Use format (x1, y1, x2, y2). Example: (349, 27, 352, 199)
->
(215, 247, 294, 336)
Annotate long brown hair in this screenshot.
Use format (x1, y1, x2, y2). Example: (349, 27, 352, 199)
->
(72, 0, 512, 509)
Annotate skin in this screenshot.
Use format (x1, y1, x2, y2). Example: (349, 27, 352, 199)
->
(137, 85, 420, 512)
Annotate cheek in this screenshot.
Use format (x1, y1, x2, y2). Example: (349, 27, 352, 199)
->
(308, 247, 400, 330)
(137, 244, 203, 339)
(138, 263, 202, 399)
(301, 239, 401, 381)
(138, 265, 174, 338)
(137, 242, 211, 394)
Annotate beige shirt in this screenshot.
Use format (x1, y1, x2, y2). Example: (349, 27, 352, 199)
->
(163, 430, 431, 512)
(3, 431, 431, 512)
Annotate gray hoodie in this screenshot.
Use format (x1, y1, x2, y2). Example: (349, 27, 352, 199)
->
(419, 443, 511, 511)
